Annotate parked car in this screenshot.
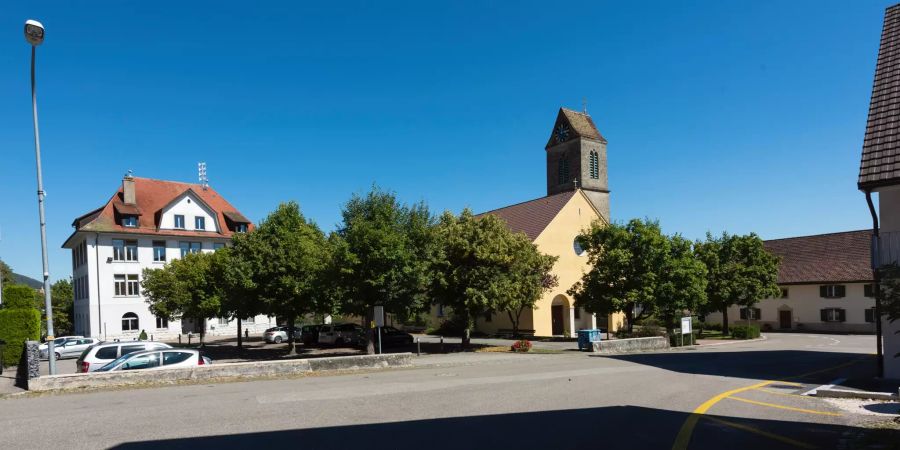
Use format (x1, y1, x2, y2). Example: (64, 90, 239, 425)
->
(300, 324, 323, 345)
(377, 326, 415, 347)
(318, 323, 365, 347)
(76, 341, 172, 373)
(40, 337, 99, 360)
(38, 335, 83, 355)
(94, 349, 210, 372)
(263, 326, 301, 344)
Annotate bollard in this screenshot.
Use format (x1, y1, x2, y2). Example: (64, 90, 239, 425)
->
(178, 334, 182, 344)
(151, 335, 154, 341)
(188, 334, 192, 345)
(440, 336, 444, 353)
(416, 338, 421, 356)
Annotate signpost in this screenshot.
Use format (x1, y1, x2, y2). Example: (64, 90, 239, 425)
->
(374, 306, 384, 354)
(680, 317, 692, 347)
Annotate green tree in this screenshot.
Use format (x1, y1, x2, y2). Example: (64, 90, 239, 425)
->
(695, 232, 781, 334)
(654, 235, 708, 333)
(569, 219, 670, 332)
(239, 202, 329, 354)
(1, 284, 39, 310)
(215, 241, 260, 349)
(0, 260, 13, 288)
(431, 209, 547, 347)
(334, 188, 437, 353)
(142, 251, 222, 345)
(49, 279, 74, 336)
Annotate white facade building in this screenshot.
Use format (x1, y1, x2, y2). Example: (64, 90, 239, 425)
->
(63, 175, 271, 341)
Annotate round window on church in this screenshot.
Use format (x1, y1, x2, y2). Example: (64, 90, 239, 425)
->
(574, 238, 586, 256)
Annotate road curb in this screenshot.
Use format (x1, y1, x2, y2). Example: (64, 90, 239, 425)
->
(815, 388, 899, 401)
(696, 334, 768, 347)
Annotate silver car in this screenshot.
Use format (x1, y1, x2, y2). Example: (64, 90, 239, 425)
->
(76, 341, 172, 373)
(40, 337, 99, 360)
(94, 349, 211, 372)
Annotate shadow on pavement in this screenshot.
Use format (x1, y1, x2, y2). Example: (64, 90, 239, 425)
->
(600, 350, 876, 384)
(108, 405, 897, 450)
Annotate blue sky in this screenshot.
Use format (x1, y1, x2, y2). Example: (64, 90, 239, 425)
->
(0, 1, 892, 280)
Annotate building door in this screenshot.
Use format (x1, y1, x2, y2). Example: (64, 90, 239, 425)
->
(779, 310, 792, 329)
(551, 305, 564, 335)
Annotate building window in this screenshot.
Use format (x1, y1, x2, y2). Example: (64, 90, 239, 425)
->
(218, 317, 229, 325)
(121, 216, 138, 227)
(739, 307, 762, 320)
(179, 241, 202, 257)
(864, 284, 876, 298)
(127, 274, 139, 296)
(195, 216, 206, 231)
(820, 308, 846, 323)
(153, 241, 166, 262)
(174, 215, 185, 229)
(242, 316, 255, 324)
(236, 223, 248, 233)
(819, 285, 846, 299)
(156, 316, 169, 329)
(213, 243, 225, 250)
(557, 155, 570, 185)
(125, 240, 138, 261)
(589, 151, 599, 179)
(122, 313, 139, 331)
(780, 288, 789, 299)
(114, 275, 126, 296)
(865, 308, 876, 323)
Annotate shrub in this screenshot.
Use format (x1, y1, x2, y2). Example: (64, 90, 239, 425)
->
(0, 308, 41, 366)
(510, 339, 532, 352)
(730, 325, 760, 339)
(702, 322, 722, 332)
(1, 284, 38, 310)
(669, 331, 700, 347)
(138, 329, 148, 341)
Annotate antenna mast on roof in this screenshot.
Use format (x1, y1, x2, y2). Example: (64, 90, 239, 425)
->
(198, 162, 208, 190)
(582, 97, 587, 114)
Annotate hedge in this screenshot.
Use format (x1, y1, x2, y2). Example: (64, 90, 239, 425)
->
(0, 308, 41, 366)
(730, 325, 761, 340)
(2, 284, 38, 310)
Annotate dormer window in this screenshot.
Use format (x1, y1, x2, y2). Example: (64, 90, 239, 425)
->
(195, 216, 206, 231)
(174, 215, 185, 229)
(121, 216, 138, 227)
(235, 223, 248, 233)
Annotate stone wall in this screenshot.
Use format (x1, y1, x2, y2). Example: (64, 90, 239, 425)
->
(590, 336, 669, 354)
(27, 353, 412, 392)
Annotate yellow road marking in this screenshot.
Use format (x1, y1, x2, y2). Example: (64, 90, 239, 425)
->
(769, 381, 803, 387)
(725, 396, 841, 416)
(757, 388, 806, 398)
(703, 416, 817, 449)
(671, 357, 867, 450)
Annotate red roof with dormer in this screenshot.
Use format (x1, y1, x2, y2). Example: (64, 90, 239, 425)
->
(63, 177, 253, 247)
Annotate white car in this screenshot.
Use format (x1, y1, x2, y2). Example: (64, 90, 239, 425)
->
(76, 341, 172, 373)
(40, 337, 99, 360)
(94, 349, 211, 372)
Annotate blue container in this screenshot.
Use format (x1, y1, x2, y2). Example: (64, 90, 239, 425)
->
(577, 329, 602, 351)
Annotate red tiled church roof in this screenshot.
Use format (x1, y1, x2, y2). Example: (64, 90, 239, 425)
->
(764, 230, 873, 284)
(476, 190, 577, 241)
(65, 177, 253, 245)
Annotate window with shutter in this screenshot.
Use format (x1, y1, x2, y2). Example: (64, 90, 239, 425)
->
(820, 286, 827, 298)
(864, 284, 875, 298)
(865, 308, 875, 323)
(754, 308, 762, 319)
(820, 309, 828, 322)
(837, 309, 846, 322)
(740, 308, 748, 320)
(836, 285, 846, 298)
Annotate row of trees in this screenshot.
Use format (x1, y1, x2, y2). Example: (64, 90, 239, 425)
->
(569, 219, 781, 334)
(1, 260, 74, 337)
(141, 188, 558, 351)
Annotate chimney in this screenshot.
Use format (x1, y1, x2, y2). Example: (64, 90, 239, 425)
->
(123, 172, 136, 205)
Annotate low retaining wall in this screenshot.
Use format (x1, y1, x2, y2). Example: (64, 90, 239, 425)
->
(27, 353, 412, 392)
(590, 336, 669, 354)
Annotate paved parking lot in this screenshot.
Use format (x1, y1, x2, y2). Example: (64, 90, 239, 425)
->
(1, 333, 896, 449)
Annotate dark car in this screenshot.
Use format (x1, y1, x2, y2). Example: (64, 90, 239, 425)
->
(300, 324, 323, 345)
(376, 326, 415, 347)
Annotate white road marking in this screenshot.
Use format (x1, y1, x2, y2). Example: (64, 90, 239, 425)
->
(800, 377, 846, 396)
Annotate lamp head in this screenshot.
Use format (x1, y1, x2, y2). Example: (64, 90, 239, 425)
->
(24, 20, 44, 46)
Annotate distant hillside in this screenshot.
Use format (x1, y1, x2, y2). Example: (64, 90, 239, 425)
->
(12, 272, 42, 289)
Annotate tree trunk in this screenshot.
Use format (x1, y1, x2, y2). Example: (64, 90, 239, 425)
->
(237, 317, 243, 350)
(461, 314, 473, 348)
(722, 307, 729, 335)
(625, 303, 635, 333)
(287, 316, 296, 355)
(507, 310, 520, 338)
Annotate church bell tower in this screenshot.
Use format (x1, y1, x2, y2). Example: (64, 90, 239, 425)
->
(545, 107, 610, 222)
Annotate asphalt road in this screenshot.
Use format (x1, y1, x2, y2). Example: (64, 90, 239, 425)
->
(0, 333, 891, 450)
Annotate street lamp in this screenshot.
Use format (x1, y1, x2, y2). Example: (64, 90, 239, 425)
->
(24, 19, 57, 375)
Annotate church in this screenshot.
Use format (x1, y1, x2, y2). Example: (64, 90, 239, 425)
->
(433, 108, 625, 337)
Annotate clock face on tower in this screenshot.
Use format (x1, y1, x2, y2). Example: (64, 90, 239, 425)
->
(555, 124, 570, 143)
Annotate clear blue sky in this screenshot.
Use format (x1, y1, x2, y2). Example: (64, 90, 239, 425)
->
(0, 1, 892, 281)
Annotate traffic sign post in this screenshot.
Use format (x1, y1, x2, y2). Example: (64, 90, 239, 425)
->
(681, 317, 692, 347)
(374, 306, 384, 354)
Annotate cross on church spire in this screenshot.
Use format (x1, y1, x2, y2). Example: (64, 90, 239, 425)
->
(573, 178, 579, 189)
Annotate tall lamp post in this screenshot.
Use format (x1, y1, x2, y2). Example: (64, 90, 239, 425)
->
(25, 19, 56, 375)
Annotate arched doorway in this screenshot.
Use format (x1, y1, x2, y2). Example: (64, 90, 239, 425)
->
(551, 295, 570, 336)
